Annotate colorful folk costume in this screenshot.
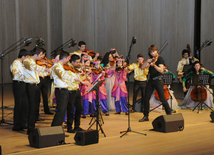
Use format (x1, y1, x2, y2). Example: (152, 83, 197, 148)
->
(106, 58, 128, 114)
(80, 72, 96, 116)
(92, 60, 109, 115)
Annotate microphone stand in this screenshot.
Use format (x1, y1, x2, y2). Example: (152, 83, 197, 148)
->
(51, 38, 76, 57)
(0, 38, 27, 125)
(120, 37, 147, 138)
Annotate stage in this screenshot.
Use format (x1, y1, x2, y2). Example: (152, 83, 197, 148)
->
(0, 83, 214, 155)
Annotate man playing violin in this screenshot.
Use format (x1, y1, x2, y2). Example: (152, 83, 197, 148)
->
(23, 47, 51, 134)
(71, 41, 100, 62)
(139, 45, 172, 122)
(128, 54, 148, 112)
(51, 52, 90, 133)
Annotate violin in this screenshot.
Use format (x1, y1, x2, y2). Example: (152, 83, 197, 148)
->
(63, 63, 80, 73)
(92, 67, 108, 77)
(139, 61, 145, 68)
(84, 49, 103, 58)
(150, 54, 159, 66)
(154, 85, 170, 101)
(116, 66, 125, 72)
(36, 57, 53, 68)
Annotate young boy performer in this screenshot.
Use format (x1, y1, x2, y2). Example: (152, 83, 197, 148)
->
(128, 54, 149, 112)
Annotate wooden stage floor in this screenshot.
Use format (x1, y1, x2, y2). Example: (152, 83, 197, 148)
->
(0, 83, 214, 155)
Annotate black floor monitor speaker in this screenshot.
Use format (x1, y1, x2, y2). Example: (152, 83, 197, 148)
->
(74, 130, 99, 145)
(210, 111, 214, 122)
(152, 113, 184, 133)
(28, 126, 65, 148)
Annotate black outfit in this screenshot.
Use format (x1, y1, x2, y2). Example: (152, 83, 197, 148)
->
(67, 90, 83, 130)
(143, 56, 171, 117)
(51, 88, 69, 126)
(36, 76, 51, 116)
(26, 83, 40, 134)
(132, 80, 147, 112)
(12, 81, 28, 130)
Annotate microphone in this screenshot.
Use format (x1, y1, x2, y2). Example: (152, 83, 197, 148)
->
(68, 39, 77, 48)
(204, 39, 212, 47)
(24, 37, 32, 44)
(132, 36, 136, 44)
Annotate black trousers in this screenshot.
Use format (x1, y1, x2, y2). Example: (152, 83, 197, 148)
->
(132, 80, 147, 111)
(144, 79, 172, 117)
(67, 90, 83, 129)
(26, 83, 40, 132)
(37, 76, 51, 116)
(12, 81, 28, 129)
(51, 89, 69, 126)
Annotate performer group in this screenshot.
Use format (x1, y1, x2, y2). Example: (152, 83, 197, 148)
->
(10, 40, 214, 134)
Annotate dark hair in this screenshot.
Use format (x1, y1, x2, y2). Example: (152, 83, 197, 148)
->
(59, 50, 69, 60)
(31, 47, 42, 56)
(18, 49, 30, 58)
(53, 50, 62, 59)
(78, 41, 86, 47)
(101, 51, 112, 67)
(182, 49, 190, 57)
(192, 61, 202, 74)
(40, 48, 46, 54)
(148, 45, 158, 58)
(137, 54, 144, 58)
(70, 54, 80, 63)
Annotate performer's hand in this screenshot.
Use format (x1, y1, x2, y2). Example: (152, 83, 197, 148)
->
(200, 67, 205, 71)
(83, 81, 91, 87)
(95, 53, 100, 58)
(189, 56, 193, 59)
(183, 87, 187, 92)
(45, 68, 51, 73)
(147, 59, 152, 63)
(150, 62, 154, 66)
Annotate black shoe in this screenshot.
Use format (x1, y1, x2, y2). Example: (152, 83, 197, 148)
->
(139, 116, 149, 122)
(12, 127, 24, 131)
(171, 110, 176, 113)
(74, 127, 84, 132)
(90, 114, 95, 117)
(82, 115, 86, 118)
(125, 112, 129, 115)
(45, 111, 54, 115)
(115, 112, 121, 114)
(105, 113, 109, 116)
(67, 128, 75, 133)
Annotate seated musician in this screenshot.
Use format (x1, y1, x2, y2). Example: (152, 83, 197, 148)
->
(177, 48, 198, 95)
(150, 64, 179, 113)
(179, 61, 214, 109)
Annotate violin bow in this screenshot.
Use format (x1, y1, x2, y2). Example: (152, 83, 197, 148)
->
(158, 40, 168, 55)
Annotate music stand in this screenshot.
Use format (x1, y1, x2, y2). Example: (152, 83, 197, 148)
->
(87, 80, 106, 137)
(150, 74, 173, 112)
(192, 74, 213, 113)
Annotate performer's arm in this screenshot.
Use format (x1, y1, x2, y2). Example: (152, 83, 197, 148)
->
(182, 72, 192, 92)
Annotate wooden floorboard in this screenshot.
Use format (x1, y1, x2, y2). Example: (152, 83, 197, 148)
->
(0, 83, 214, 155)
